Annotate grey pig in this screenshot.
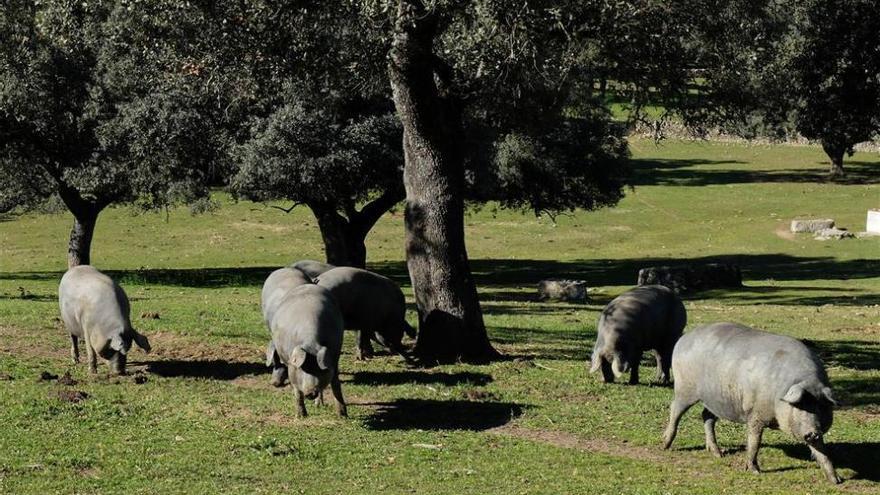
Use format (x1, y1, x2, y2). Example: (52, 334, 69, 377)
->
(58, 265, 151, 374)
(262, 267, 313, 387)
(589, 285, 686, 384)
(291, 259, 336, 280)
(269, 284, 346, 418)
(662, 322, 841, 484)
(315, 267, 415, 361)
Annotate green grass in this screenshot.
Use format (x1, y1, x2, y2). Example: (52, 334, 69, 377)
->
(1, 138, 879, 494)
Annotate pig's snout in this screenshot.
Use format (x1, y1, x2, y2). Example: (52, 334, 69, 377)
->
(804, 432, 822, 444)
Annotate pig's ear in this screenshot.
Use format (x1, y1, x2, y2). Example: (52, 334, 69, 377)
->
(290, 346, 307, 368)
(316, 346, 330, 370)
(820, 386, 838, 406)
(782, 383, 806, 404)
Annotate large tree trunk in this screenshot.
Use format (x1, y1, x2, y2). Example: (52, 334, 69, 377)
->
(388, 0, 498, 363)
(66, 205, 100, 268)
(822, 142, 846, 178)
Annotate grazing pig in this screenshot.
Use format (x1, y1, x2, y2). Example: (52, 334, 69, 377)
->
(58, 265, 151, 374)
(291, 260, 335, 280)
(662, 322, 841, 484)
(262, 267, 313, 387)
(315, 267, 415, 361)
(589, 285, 686, 384)
(268, 284, 346, 417)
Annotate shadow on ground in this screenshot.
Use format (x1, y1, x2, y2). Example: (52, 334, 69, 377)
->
(775, 442, 880, 482)
(631, 158, 880, 186)
(3, 254, 878, 303)
(363, 398, 524, 431)
(145, 359, 266, 380)
(351, 370, 493, 386)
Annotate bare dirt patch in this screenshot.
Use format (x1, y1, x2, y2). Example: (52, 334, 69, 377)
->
(774, 224, 797, 241)
(231, 221, 290, 234)
(55, 390, 89, 403)
(489, 424, 667, 463)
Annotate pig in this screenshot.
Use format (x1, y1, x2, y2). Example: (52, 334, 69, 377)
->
(589, 285, 686, 384)
(261, 267, 313, 387)
(268, 284, 346, 418)
(662, 322, 841, 484)
(291, 259, 335, 280)
(58, 265, 151, 375)
(315, 267, 415, 361)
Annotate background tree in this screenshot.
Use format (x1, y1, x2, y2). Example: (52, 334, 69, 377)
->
(786, 0, 880, 177)
(0, 1, 213, 267)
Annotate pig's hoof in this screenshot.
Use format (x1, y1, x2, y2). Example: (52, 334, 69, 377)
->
(746, 464, 761, 474)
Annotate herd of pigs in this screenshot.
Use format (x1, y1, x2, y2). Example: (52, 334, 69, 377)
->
(57, 262, 843, 484)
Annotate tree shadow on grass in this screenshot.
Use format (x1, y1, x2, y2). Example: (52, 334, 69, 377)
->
(631, 158, 880, 186)
(806, 340, 880, 372)
(363, 399, 524, 431)
(351, 370, 493, 386)
(775, 442, 880, 482)
(145, 359, 266, 380)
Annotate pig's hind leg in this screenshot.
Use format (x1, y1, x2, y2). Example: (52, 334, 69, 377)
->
(662, 395, 697, 449)
(702, 408, 723, 457)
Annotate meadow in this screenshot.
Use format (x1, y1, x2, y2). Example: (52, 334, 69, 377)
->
(1, 138, 878, 494)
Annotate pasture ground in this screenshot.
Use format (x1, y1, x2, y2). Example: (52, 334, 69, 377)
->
(1, 139, 879, 494)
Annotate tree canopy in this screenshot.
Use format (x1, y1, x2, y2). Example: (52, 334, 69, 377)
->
(0, 1, 214, 266)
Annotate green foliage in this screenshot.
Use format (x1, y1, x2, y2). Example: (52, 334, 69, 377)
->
(231, 99, 403, 208)
(489, 108, 630, 218)
(0, 1, 212, 215)
(789, 0, 880, 156)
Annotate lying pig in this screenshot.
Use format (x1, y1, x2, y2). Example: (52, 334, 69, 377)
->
(589, 285, 686, 384)
(662, 322, 841, 484)
(58, 265, 151, 374)
(269, 284, 346, 418)
(262, 267, 313, 386)
(291, 259, 335, 280)
(315, 267, 415, 361)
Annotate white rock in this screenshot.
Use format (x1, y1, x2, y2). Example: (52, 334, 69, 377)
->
(791, 218, 835, 233)
(814, 228, 855, 240)
(867, 210, 880, 234)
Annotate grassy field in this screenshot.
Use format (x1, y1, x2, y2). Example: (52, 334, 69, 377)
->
(1, 139, 879, 494)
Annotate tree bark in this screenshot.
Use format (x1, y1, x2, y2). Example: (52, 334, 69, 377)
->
(312, 204, 367, 268)
(310, 190, 403, 269)
(388, 0, 499, 363)
(56, 185, 104, 269)
(66, 205, 101, 268)
(822, 142, 846, 178)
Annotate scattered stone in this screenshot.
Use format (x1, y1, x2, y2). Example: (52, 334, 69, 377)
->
(856, 231, 880, 239)
(55, 390, 89, 403)
(38, 371, 59, 382)
(538, 279, 589, 303)
(790, 218, 835, 233)
(140, 311, 161, 320)
(57, 371, 78, 386)
(0, 373, 13, 381)
(637, 263, 742, 294)
(814, 228, 855, 240)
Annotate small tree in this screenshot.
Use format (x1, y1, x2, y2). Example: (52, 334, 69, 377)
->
(231, 98, 404, 268)
(789, 0, 880, 177)
(0, 1, 212, 267)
